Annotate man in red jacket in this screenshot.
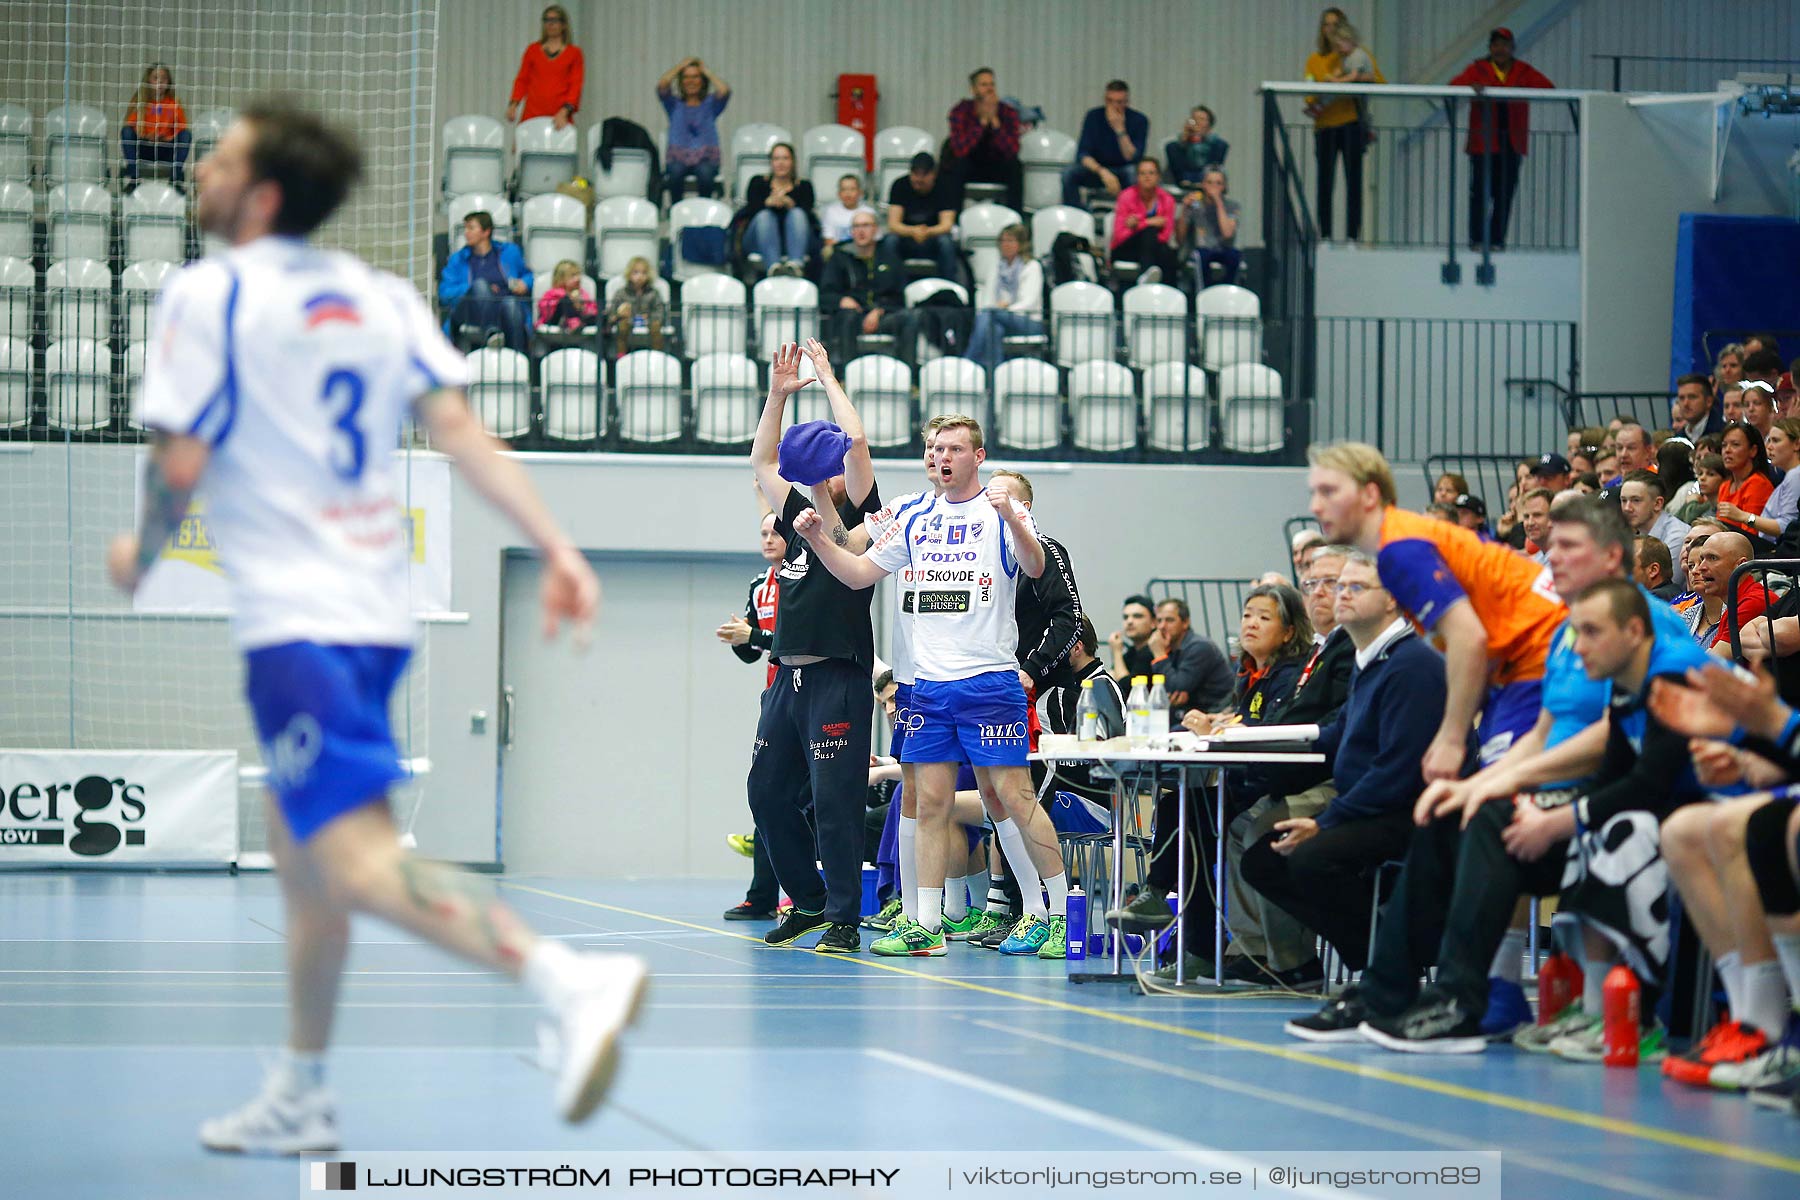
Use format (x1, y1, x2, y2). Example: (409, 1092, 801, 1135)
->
(1450, 28, 1553, 251)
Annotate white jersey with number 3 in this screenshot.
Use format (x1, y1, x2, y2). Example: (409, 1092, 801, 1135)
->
(135, 237, 469, 650)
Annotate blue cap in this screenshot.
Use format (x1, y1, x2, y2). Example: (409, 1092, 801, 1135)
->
(778, 420, 853, 486)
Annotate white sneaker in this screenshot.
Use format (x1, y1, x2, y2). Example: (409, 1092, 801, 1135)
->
(198, 1067, 337, 1155)
(1137, 266, 1163, 286)
(544, 953, 650, 1123)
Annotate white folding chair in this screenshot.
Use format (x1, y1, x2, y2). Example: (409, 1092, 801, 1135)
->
(801, 124, 865, 200)
(1218, 362, 1285, 453)
(442, 114, 507, 198)
(919, 357, 987, 424)
(992, 357, 1062, 451)
(873, 126, 934, 198)
(123, 182, 186, 263)
(44, 338, 111, 430)
(679, 273, 747, 360)
(1049, 280, 1113, 367)
(0, 182, 32, 260)
(729, 123, 792, 200)
(1031, 205, 1097, 277)
(692, 352, 762, 444)
(0, 336, 30, 428)
(514, 117, 578, 198)
(613, 349, 684, 443)
(669, 196, 733, 281)
(520, 192, 587, 278)
(844, 354, 914, 448)
(1069, 359, 1138, 452)
(0, 255, 33, 344)
(1122, 283, 1188, 369)
(594, 196, 659, 281)
(43, 104, 108, 185)
(447, 192, 513, 242)
(0, 105, 31, 183)
(120, 259, 175, 344)
(1196, 284, 1263, 371)
(957, 201, 1022, 290)
(1143, 362, 1211, 451)
(586, 124, 654, 200)
(1019, 128, 1077, 212)
(465, 346, 533, 440)
(46, 258, 111, 344)
(541, 346, 602, 442)
(752, 276, 819, 352)
(530, 270, 599, 330)
(48, 182, 111, 263)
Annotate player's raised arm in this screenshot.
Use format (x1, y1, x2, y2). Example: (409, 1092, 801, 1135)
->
(792, 507, 890, 590)
(751, 342, 817, 513)
(986, 480, 1045, 578)
(799, 338, 874, 508)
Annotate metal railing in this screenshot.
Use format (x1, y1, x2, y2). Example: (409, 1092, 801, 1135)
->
(1422, 454, 1531, 523)
(1591, 55, 1800, 94)
(1725, 558, 1795, 663)
(1143, 577, 1260, 660)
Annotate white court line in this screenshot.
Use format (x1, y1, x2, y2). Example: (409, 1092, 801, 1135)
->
(863, 1047, 1374, 1200)
(0, 1000, 1044, 1012)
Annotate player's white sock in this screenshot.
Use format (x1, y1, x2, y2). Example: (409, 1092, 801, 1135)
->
(1740, 959, 1790, 1036)
(898, 816, 919, 923)
(1773, 933, 1800, 1012)
(524, 939, 584, 1010)
(1043, 871, 1070, 918)
(986, 850, 1009, 912)
(278, 1048, 327, 1094)
(943, 875, 970, 920)
(1489, 929, 1527, 984)
(918, 887, 944, 934)
(1581, 957, 1610, 1013)
(994, 818, 1048, 919)
(1717, 950, 1745, 1018)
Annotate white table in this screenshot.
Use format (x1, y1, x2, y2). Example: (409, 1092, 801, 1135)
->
(1034, 741, 1324, 988)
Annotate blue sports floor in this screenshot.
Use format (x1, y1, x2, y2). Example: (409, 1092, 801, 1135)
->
(1, 873, 1796, 1200)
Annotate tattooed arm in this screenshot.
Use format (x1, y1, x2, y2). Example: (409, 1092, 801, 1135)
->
(107, 433, 211, 593)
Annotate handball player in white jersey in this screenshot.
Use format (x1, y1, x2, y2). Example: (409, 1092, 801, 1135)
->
(106, 99, 646, 1153)
(795, 415, 1048, 956)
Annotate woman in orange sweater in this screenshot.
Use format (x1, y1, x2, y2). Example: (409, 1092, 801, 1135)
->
(506, 5, 584, 130)
(122, 64, 190, 191)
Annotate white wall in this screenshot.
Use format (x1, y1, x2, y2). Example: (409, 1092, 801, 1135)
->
(1315, 246, 1579, 320)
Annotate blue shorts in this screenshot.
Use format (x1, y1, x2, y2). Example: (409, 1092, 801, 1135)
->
(1476, 678, 1544, 767)
(905, 671, 1029, 768)
(244, 642, 412, 842)
(888, 682, 914, 760)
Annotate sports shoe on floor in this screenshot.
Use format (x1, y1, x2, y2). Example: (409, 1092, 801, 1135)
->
(870, 917, 947, 957)
(723, 901, 775, 921)
(1149, 952, 1216, 982)
(940, 909, 985, 940)
(863, 895, 903, 932)
(1479, 977, 1534, 1040)
(814, 923, 861, 955)
(1285, 988, 1372, 1043)
(1713, 1017, 1800, 1092)
(998, 914, 1053, 956)
(1360, 987, 1487, 1054)
(1274, 958, 1327, 992)
(974, 911, 1018, 949)
(199, 1067, 338, 1155)
(726, 832, 755, 858)
(544, 954, 651, 1123)
(1550, 1015, 1667, 1064)
(1223, 955, 1273, 984)
(1106, 891, 1173, 932)
(1749, 1066, 1800, 1110)
(1036, 915, 1068, 959)
(1514, 1005, 1595, 1055)
(1663, 1020, 1769, 1087)
(763, 908, 832, 947)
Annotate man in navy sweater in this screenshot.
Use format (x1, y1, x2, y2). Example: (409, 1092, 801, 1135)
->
(1062, 80, 1150, 207)
(1239, 550, 1446, 974)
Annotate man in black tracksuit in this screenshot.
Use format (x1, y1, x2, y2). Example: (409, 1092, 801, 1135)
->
(820, 210, 913, 366)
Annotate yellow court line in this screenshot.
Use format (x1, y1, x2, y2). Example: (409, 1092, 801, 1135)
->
(500, 882, 1800, 1177)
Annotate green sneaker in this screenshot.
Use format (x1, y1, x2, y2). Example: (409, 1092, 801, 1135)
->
(940, 909, 984, 940)
(966, 909, 1012, 945)
(862, 895, 902, 932)
(1514, 1005, 1595, 1055)
(1036, 915, 1068, 959)
(870, 917, 947, 957)
(998, 914, 1052, 956)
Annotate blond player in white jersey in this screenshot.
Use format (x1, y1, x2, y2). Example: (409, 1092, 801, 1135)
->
(106, 99, 645, 1155)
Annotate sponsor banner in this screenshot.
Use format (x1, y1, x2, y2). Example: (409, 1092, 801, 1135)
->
(0, 749, 238, 866)
(131, 452, 453, 615)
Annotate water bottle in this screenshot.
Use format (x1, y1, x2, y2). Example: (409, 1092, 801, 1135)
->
(1601, 964, 1640, 1067)
(1127, 676, 1150, 749)
(1149, 674, 1171, 741)
(1537, 952, 1579, 1025)
(1065, 891, 1088, 973)
(1077, 678, 1101, 742)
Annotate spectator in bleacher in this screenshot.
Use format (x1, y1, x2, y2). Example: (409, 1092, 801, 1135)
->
(1730, 416, 1800, 542)
(1108, 594, 1157, 683)
(1677, 452, 1724, 525)
(945, 68, 1023, 213)
(819, 175, 875, 248)
(1593, 450, 1619, 486)
(1634, 536, 1679, 602)
(536, 260, 598, 333)
(1304, 16, 1382, 241)
(1166, 105, 1229, 192)
(1713, 423, 1776, 542)
(821, 210, 909, 363)
(1609, 422, 1655, 486)
(1720, 382, 1747, 426)
(1518, 487, 1553, 564)
(121, 64, 190, 192)
(881, 153, 960, 282)
(506, 6, 584, 130)
(741, 143, 816, 279)
(1062, 79, 1150, 208)
(1176, 166, 1242, 288)
(1451, 493, 1487, 535)
(1529, 452, 1573, 494)
(1713, 342, 1745, 405)
(965, 223, 1043, 374)
(438, 211, 531, 353)
(1573, 472, 1601, 495)
(1742, 378, 1778, 442)
(1658, 438, 1698, 510)
(1619, 469, 1690, 588)
(657, 56, 730, 201)
(1109, 159, 1180, 286)
(602, 256, 665, 357)
(1685, 531, 1767, 657)
(1292, 528, 1326, 577)
(1672, 373, 1723, 440)
(1450, 28, 1553, 251)
(1432, 471, 1471, 507)
(1150, 597, 1235, 722)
